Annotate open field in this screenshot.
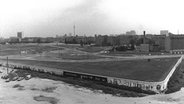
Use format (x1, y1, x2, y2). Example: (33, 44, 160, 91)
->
(38, 49, 106, 60)
(0, 43, 181, 82)
(0, 43, 108, 60)
(0, 43, 180, 61)
(0, 43, 63, 56)
(77, 46, 110, 53)
(105, 51, 171, 56)
(3, 57, 179, 82)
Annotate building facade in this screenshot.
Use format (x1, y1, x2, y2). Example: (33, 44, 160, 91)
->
(164, 35, 184, 53)
(126, 30, 136, 35)
(160, 30, 169, 35)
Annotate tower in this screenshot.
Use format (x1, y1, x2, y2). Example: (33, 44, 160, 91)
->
(73, 24, 75, 36)
(17, 32, 22, 39)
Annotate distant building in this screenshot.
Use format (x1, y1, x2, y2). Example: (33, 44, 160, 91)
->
(95, 34, 138, 46)
(163, 32, 184, 53)
(126, 30, 136, 35)
(17, 32, 23, 42)
(64, 35, 94, 45)
(21, 37, 41, 43)
(17, 32, 22, 39)
(141, 31, 184, 53)
(160, 30, 169, 35)
(9, 37, 19, 43)
(167, 35, 184, 52)
(152, 35, 166, 51)
(165, 35, 171, 52)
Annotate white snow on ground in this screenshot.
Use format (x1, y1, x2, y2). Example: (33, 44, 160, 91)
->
(0, 68, 183, 104)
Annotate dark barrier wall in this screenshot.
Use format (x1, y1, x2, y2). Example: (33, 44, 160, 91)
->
(63, 71, 107, 83)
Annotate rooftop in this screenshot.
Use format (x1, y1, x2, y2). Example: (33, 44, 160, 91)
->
(3, 57, 180, 82)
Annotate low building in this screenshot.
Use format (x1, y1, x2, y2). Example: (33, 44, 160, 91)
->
(9, 37, 20, 43)
(2, 56, 182, 94)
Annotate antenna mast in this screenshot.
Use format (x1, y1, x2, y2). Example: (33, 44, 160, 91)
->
(73, 24, 76, 36)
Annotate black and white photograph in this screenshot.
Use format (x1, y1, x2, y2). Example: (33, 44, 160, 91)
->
(0, 0, 183, 104)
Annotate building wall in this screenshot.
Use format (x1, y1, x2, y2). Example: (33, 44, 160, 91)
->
(170, 50, 184, 54)
(17, 32, 22, 38)
(95, 35, 120, 46)
(170, 36, 184, 50)
(95, 35, 138, 46)
(164, 35, 184, 52)
(9, 37, 20, 43)
(152, 35, 165, 51)
(160, 30, 169, 35)
(165, 36, 171, 52)
(126, 30, 136, 35)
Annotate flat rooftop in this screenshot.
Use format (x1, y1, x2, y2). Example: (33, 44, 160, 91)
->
(3, 57, 180, 82)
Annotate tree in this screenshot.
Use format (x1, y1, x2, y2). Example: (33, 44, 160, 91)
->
(80, 40, 84, 47)
(36, 38, 41, 43)
(129, 39, 136, 50)
(136, 38, 143, 46)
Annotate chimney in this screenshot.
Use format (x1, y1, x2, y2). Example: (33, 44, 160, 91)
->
(143, 31, 146, 44)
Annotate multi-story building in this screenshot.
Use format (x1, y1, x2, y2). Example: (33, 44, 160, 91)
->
(95, 34, 138, 46)
(17, 32, 22, 39)
(17, 32, 23, 42)
(152, 35, 166, 51)
(170, 35, 184, 50)
(9, 37, 20, 43)
(158, 29, 184, 53)
(126, 30, 136, 35)
(164, 35, 184, 53)
(160, 30, 169, 35)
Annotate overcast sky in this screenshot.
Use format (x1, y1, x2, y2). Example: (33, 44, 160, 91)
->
(0, 0, 184, 38)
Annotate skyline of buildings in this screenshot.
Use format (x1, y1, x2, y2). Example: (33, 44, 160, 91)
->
(3, 29, 184, 39)
(2, 30, 184, 54)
